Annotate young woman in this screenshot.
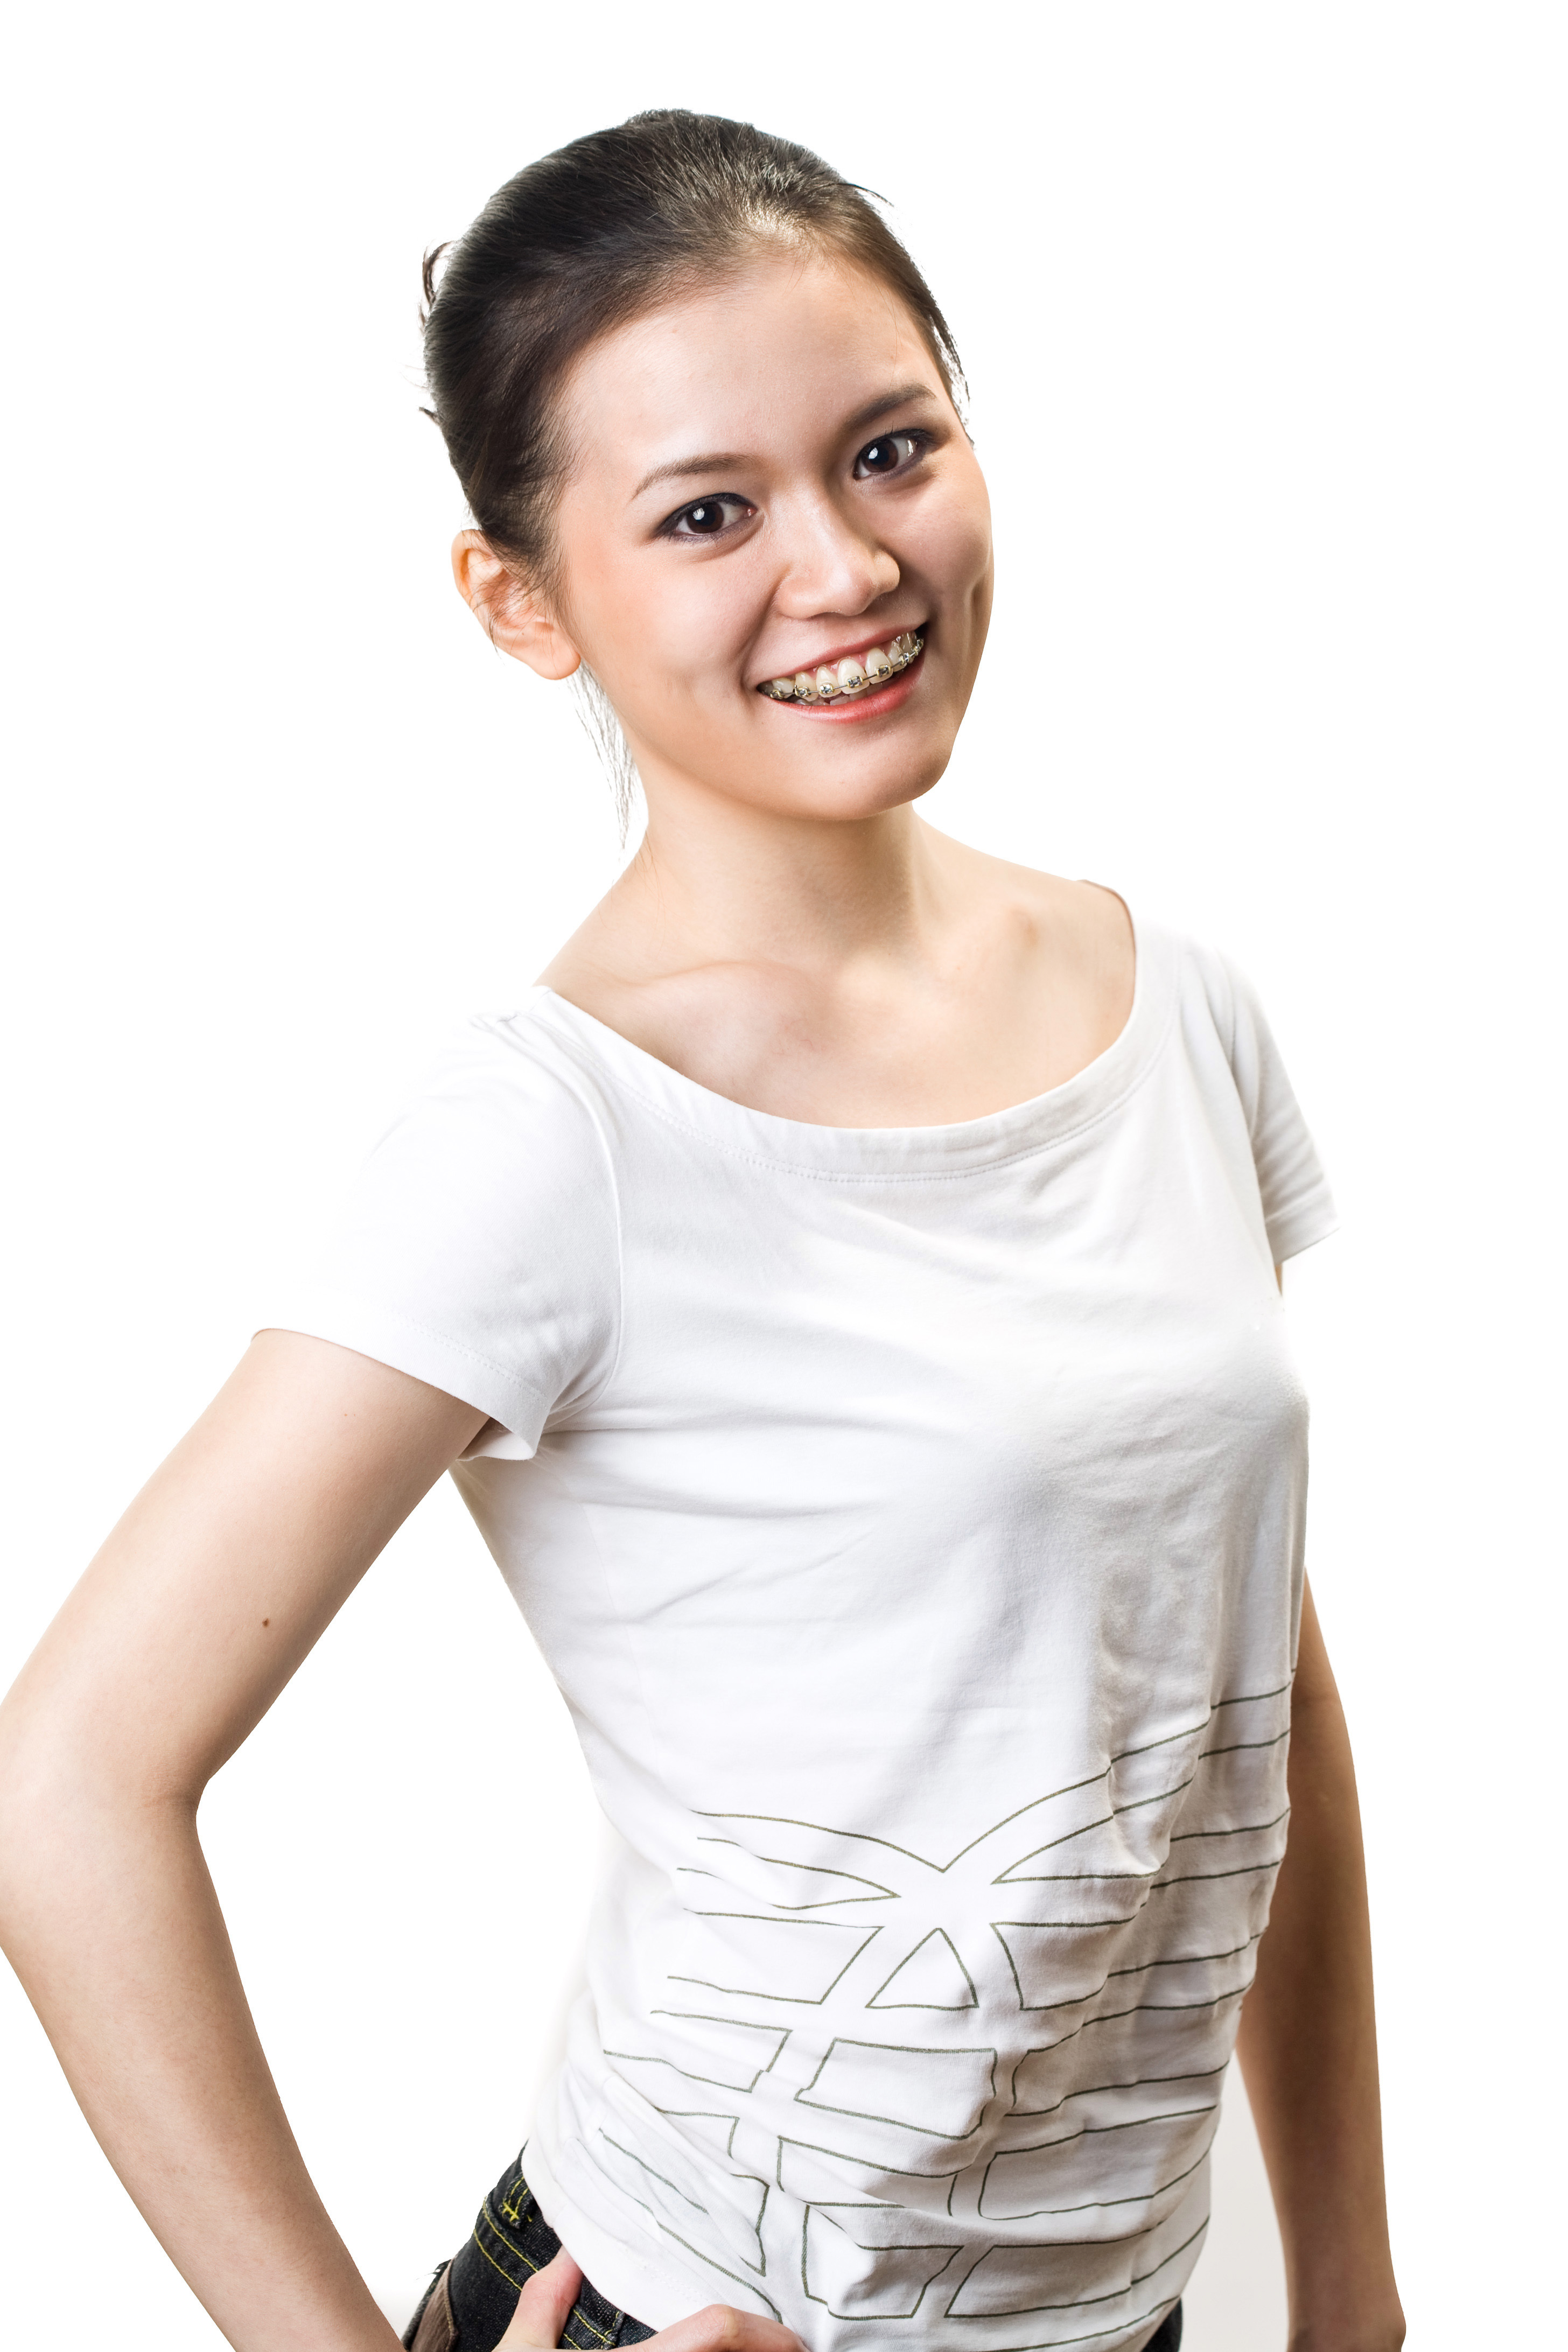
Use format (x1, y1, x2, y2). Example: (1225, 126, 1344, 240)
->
(0, 113, 1403, 2352)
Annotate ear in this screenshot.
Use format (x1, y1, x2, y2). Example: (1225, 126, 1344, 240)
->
(451, 530, 582, 682)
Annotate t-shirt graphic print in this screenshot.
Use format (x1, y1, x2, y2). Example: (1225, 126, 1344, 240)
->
(270, 911, 1335, 2352)
(589, 1682, 1286, 2342)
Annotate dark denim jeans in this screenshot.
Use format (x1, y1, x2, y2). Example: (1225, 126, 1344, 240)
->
(403, 2153, 653, 2351)
(403, 2149, 1183, 2352)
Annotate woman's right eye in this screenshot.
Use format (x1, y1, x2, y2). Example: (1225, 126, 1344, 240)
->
(662, 494, 756, 539)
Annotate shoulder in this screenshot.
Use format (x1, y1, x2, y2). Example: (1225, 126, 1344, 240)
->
(396, 999, 613, 1122)
(1142, 923, 1280, 1079)
(939, 839, 1135, 993)
(355, 1004, 622, 1230)
(1001, 863, 1135, 981)
(276, 1005, 626, 1445)
(1034, 892, 1289, 1111)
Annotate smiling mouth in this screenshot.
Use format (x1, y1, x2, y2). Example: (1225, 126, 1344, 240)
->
(757, 630, 926, 705)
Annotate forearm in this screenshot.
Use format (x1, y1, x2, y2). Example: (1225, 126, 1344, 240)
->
(1235, 1589, 1403, 2351)
(0, 1786, 400, 2352)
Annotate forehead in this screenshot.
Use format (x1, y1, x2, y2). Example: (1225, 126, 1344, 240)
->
(559, 249, 941, 479)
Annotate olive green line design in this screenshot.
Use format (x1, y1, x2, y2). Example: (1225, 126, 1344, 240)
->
(995, 1914, 1151, 1937)
(1080, 1983, 1252, 2031)
(995, 1764, 1287, 1877)
(677, 1865, 895, 1910)
(599, 2128, 774, 2288)
(696, 1837, 898, 1901)
(989, 1928, 1257, 2022)
(1002, 1867, 1177, 1886)
(641, 2107, 743, 2159)
(1168, 1807, 1290, 1845)
(1005, 2056, 1230, 2122)
(999, 1854, 1278, 1933)
(942, 1687, 1290, 1869)
(670, 1921, 881, 2006)
(598, 2127, 709, 2217)
(595, 2171, 783, 2317)
(799, 2212, 962, 2322)
(1104, 1931, 1264, 1983)
(944, 2216, 1208, 2323)
(696, 1738, 1283, 1911)
(866, 1929, 979, 2012)
(986, 2097, 1220, 2166)
(606, 2022, 789, 2095)
(977, 2130, 1219, 2223)
(958, 2202, 1189, 2259)
(693, 1683, 1291, 1880)
(639, 2013, 789, 2088)
(961, 2289, 1185, 2351)
(648, 2009, 792, 2064)
(775, 2133, 962, 2191)
(793, 2039, 1000, 2139)
(1198, 1732, 1289, 1761)
(992, 1791, 1193, 1872)
(1147, 1856, 1283, 1891)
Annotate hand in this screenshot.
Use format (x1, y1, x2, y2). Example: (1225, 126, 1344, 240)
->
(499, 2249, 809, 2352)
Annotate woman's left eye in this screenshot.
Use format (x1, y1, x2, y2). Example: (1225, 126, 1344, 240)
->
(853, 430, 929, 480)
(664, 495, 755, 539)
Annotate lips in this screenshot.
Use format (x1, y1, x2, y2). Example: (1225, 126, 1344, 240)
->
(756, 629, 926, 705)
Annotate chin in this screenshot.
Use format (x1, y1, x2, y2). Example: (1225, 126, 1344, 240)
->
(770, 754, 951, 824)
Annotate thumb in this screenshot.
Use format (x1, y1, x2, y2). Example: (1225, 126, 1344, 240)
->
(498, 2246, 585, 2348)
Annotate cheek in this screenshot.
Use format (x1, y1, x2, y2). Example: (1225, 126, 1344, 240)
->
(914, 475, 993, 611)
(576, 553, 762, 703)
(663, 557, 766, 672)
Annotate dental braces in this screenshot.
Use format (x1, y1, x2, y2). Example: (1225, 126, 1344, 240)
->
(760, 632, 925, 704)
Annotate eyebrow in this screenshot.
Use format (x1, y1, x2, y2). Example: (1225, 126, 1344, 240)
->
(629, 382, 939, 503)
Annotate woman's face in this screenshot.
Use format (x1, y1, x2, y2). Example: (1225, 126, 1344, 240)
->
(531, 246, 993, 824)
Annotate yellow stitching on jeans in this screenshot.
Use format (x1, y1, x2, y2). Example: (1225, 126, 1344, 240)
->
(480, 2202, 542, 2275)
(475, 2198, 619, 2348)
(472, 2223, 540, 2293)
(563, 2312, 615, 2349)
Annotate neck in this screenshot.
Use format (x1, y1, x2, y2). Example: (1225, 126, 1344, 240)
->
(613, 768, 955, 981)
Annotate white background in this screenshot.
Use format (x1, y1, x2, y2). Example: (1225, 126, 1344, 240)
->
(2, 4, 1563, 2344)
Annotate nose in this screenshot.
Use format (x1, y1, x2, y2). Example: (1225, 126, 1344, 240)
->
(774, 492, 901, 620)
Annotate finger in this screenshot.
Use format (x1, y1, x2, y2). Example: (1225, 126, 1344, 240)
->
(498, 2247, 585, 2348)
(641, 2305, 810, 2352)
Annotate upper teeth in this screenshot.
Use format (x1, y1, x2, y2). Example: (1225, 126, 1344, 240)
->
(761, 633, 923, 702)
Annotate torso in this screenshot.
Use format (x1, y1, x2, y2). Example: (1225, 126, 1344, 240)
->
(433, 918, 1331, 2348)
(540, 831, 1135, 1129)
(285, 905, 1336, 2349)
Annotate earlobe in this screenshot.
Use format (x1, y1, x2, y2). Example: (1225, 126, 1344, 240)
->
(449, 530, 582, 682)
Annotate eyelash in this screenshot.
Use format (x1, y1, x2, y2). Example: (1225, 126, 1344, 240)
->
(852, 428, 934, 481)
(659, 428, 935, 540)
(661, 494, 757, 541)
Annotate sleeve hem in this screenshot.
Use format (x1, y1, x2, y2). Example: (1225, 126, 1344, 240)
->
(256, 1290, 550, 1453)
(1264, 1188, 1340, 1265)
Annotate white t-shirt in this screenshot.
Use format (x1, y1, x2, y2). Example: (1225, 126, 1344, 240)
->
(272, 911, 1336, 2352)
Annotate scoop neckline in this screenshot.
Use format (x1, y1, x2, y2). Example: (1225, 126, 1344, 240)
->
(524, 904, 1173, 1178)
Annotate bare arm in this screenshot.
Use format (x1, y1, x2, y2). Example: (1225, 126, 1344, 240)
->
(0, 1333, 809, 2352)
(1236, 1579, 1405, 2352)
(0, 1331, 487, 2352)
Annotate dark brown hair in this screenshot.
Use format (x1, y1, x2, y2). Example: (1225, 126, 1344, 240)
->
(422, 109, 963, 590)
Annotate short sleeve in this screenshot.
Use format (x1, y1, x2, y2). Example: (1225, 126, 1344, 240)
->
(1215, 956, 1339, 1263)
(262, 1013, 622, 1457)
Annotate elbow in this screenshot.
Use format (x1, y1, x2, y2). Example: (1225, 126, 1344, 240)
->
(0, 1714, 195, 1958)
(0, 1725, 90, 1947)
